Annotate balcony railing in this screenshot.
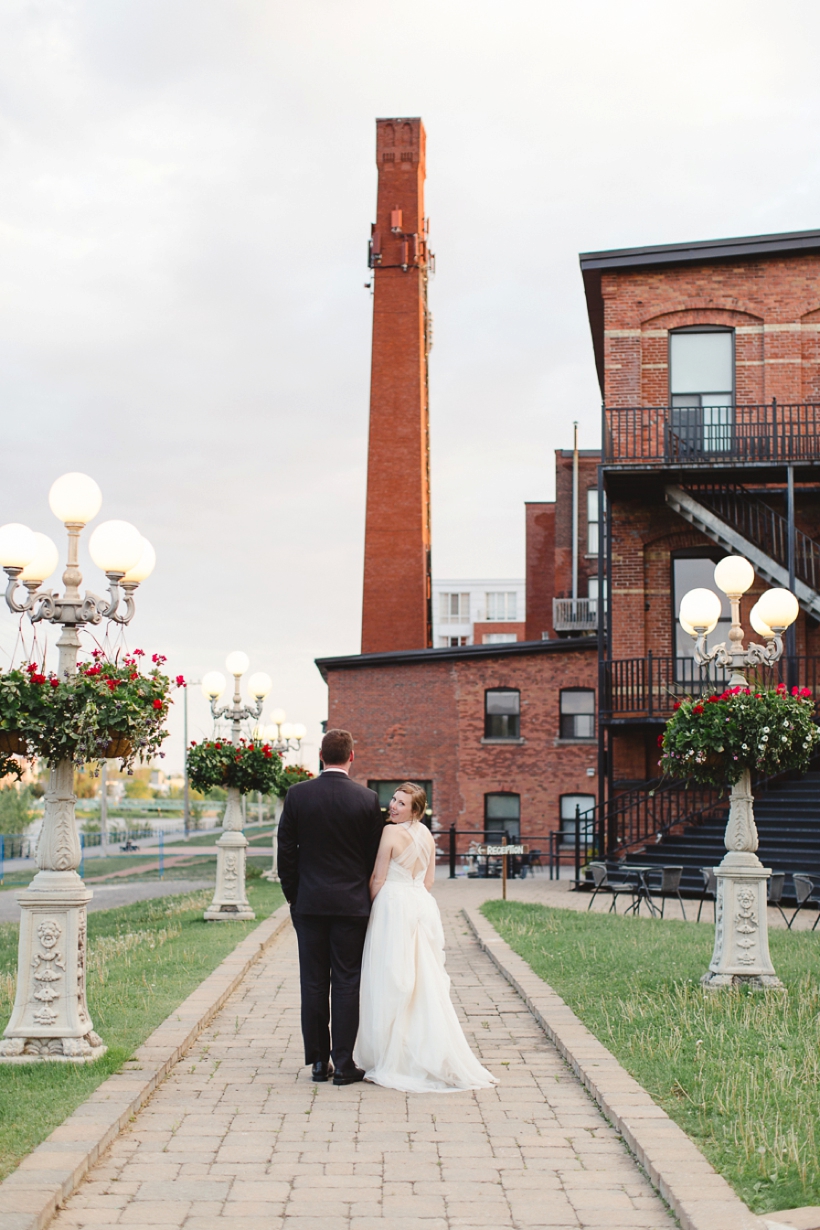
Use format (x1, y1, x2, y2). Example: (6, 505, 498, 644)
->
(553, 596, 598, 632)
(603, 654, 820, 719)
(604, 402, 820, 466)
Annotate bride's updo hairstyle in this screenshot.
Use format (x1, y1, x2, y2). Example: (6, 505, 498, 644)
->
(398, 781, 427, 821)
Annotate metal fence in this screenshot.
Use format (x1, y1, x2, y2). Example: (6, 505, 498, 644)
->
(604, 402, 820, 466)
(441, 828, 548, 879)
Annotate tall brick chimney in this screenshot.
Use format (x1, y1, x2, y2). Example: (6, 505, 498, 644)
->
(361, 117, 433, 653)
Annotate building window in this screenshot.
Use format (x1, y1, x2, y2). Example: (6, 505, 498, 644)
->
(439, 592, 470, 624)
(485, 792, 520, 841)
(559, 689, 595, 739)
(587, 489, 599, 555)
(669, 328, 734, 453)
(482, 633, 517, 644)
(485, 689, 520, 739)
(560, 794, 595, 846)
(368, 779, 433, 828)
(486, 592, 517, 621)
(439, 636, 469, 647)
(672, 554, 731, 676)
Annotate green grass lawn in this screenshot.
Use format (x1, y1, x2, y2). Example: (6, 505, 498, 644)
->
(483, 900, 820, 1216)
(0, 879, 283, 1181)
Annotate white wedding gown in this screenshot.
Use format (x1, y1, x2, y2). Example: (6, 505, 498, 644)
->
(355, 821, 497, 1093)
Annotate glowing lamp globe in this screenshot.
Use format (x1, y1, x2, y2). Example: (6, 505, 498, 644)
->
(0, 523, 38, 570)
(292, 723, 307, 742)
(201, 671, 226, 700)
(121, 538, 156, 584)
(225, 651, 249, 677)
(714, 555, 755, 596)
(251, 724, 266, 741)
(749, 602, 774, 639)
(756, 587, 799, 631)
(89, 520, 142, 575)
(270, 708, 286, 726)
(678, 587, 722, 634)
(264, 724, 279, 742)
(280, 722, 294, 740)
(20, 533, 60, 583)
(248, 672, 272, 699)
(678, 613, 699, 638)
(48, 473, 102, 526)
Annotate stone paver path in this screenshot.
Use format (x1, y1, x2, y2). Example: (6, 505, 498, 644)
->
(50, 887, 674, 1230)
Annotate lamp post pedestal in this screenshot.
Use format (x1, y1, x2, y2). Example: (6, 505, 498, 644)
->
(701, 770, 782, 990)
(0, 757, 106, 1061)
(261, 796, 284, 882)
(204, 787, 255, 921)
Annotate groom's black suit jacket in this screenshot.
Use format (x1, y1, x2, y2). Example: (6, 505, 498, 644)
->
(277, 771, 384, 916)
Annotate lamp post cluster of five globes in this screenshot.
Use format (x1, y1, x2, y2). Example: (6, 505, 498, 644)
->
(0, 473, 301, 1062)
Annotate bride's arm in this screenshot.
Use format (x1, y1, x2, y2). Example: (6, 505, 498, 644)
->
(369, 827, 395, 900)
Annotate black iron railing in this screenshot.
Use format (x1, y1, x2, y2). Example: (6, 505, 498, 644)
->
(604, 402, 820, 466)
(602, 654, 820, 719)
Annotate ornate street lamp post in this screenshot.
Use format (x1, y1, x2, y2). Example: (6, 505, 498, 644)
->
(201, 654, 271, 920)
(259, 710, 305, 882)
(0, 472, 155, 1060)
(679, 556, 799, 990)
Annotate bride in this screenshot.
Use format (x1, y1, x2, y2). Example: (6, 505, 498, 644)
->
(355, 782, 497, 1092)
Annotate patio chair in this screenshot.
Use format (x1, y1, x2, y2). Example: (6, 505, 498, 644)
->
(789, 874, 820, 931)
(696, 868, 717, 923)
(766, 872, 789, 926)
(645, 866, 687, 920)
(586, 862, 637, 913)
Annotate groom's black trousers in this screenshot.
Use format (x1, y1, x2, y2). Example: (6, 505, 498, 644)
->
(291, 912, 369, 1075)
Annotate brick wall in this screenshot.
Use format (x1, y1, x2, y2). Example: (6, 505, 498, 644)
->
(525, 502, 555, 640)
(554, 451, 600, 601)
(324, 643, 598, 842)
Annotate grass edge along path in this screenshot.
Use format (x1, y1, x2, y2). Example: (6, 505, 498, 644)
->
(0, 878, 284, 1182)
(482, 899, 820, 1217)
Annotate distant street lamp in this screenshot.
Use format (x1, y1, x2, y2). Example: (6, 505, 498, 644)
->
(0, 472, 154, 1061)
(201, 653, 271, 920)
(679, 555, 798, 990)
(264, 709, 307, 756)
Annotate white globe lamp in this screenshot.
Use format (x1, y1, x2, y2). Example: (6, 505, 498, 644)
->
(121, 537, 156, 584)
(201, 671, 226, 700)
(714, 555, 755, 596)
(756, 588, 799, 632)
(48, 473, 102, 526)
(679, 588, 722, 634)
(225, 651, 249, 677)
(749, 602, 774, 639)
(89, 520, 142, 575)
(270, 708, 286, 726)
(280, 722, 294, 740)
(0, 523, 38, 570)
(292, 723, 307, 742)
(248, 672, 272, 699)
(19, 533, 60, 583)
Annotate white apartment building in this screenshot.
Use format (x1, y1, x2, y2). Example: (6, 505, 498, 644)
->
(432, 579, 526, 648)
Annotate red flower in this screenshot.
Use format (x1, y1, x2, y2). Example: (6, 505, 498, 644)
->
(707, 695, 720, 703)
(656, 735, 664, 747)
(175, 675, 185, 687)
(49, 678, 59, 688)
(692, 704, 704, 715)
(152, 698, 163, 709)
(801, 687, 812, 698)
(263, 749, 272, 759)
(26, 662, 37, 674)
(777, 683, 787, 695)
(672, 701, 681, 711)
(106, 680, 118, 691)
(133, 649, 145, 657)
(792, 686, 800, 696)
(32, 674, 46, 685)
(130, 672, 138, 681)
(215, 742, 222, 749)
(152, 653, 166, 665)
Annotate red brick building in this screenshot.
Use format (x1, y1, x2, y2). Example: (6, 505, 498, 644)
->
(583, 228, 820, 854)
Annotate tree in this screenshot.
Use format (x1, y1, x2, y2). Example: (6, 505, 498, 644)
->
(0, 785, 35, 835)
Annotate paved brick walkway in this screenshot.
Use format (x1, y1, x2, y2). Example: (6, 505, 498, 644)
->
(50, 889, 674, 1230)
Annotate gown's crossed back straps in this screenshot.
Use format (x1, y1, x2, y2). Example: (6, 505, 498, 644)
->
(392, 821, 432, 881)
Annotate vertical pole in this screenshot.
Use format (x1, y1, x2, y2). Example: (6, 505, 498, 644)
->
(258, 790, 263, 827)
(183, 684, 190, 838)
(159, 829, 164, 880)
(100, 760, 108, 856)
(574, 804, 581, 889)
(449, 824, 456, 879)
(501, 832, 507, 901)
(572, 422, 579, 605)
(79, 831, 85, 880)
(787, 465, 797, 688)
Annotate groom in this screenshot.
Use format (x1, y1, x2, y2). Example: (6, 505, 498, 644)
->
(277, 728, 384, 1085)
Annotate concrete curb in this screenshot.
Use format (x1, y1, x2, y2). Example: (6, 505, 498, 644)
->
(464, 906, 770, 1230)
(0, 902, 292, 1230)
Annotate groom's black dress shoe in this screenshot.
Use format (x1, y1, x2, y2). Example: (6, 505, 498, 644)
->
(333, 1066, 366, 1086)
(311, 1061, 332, 1082)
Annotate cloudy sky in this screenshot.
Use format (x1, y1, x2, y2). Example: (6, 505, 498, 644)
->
(1, 0, 820, 770)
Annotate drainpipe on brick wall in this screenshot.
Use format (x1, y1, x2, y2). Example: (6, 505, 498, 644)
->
(571, 422, 579, 603)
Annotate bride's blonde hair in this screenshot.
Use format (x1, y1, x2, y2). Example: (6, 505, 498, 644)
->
(397, 781, 427, 821)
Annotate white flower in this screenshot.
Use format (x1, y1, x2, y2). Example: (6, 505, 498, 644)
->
(742, 743, 749, 750)
(763, 726, 770, 734)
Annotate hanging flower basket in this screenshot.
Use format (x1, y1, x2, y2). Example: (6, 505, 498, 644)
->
(187, 739, 285, 796)
(276, 765, 314, 797)
(102, 735, 133, 759)
(659, 684, 820, 788)
(0, 731, 27, 755)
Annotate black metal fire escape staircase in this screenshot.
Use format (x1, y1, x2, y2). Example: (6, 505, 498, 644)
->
(664, 482, 820, 621)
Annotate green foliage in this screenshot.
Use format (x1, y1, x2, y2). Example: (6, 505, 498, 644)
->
(484, 900, 820, 1214)
(660, 684, 820, 787)
(276, 764, 314, 797)
(0, 786, 35, 835)
(0, 652, 183, 771)
(0, 879, 283, 1180)
(187, 739, 284, 797)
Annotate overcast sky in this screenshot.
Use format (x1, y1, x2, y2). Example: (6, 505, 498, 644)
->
(2, 0, 820, 772)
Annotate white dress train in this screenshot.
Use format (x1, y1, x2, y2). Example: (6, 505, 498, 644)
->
(355, 821, 497, 1092)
